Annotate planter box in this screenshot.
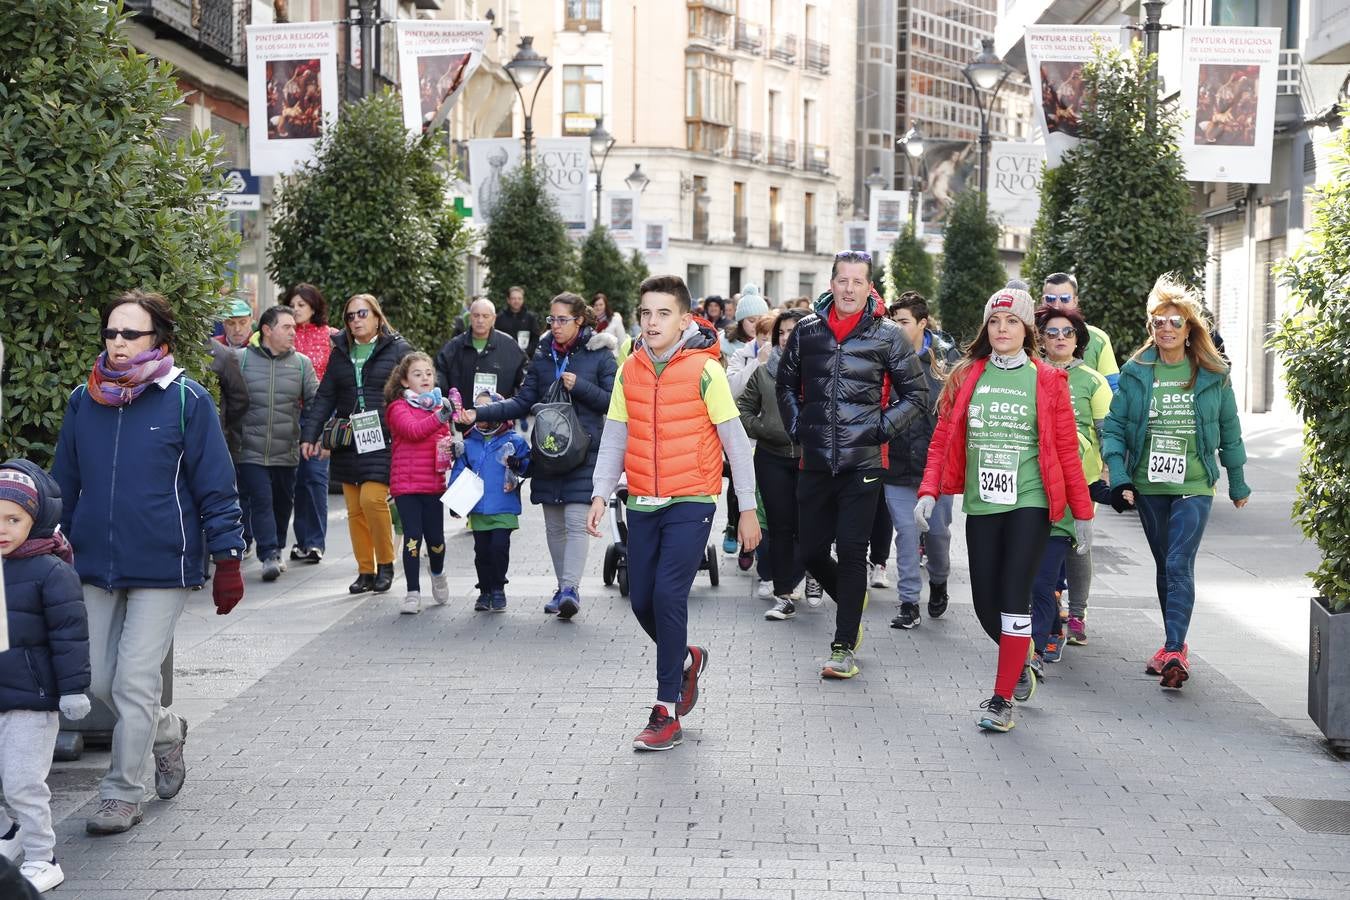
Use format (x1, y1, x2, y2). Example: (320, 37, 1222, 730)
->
(1309, 596, 1350, 755)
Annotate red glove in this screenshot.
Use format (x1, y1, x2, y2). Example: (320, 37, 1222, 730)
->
(212, 558, 244, 615)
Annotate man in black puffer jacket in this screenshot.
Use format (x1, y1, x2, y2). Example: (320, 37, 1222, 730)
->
(776, 251, 928, 680)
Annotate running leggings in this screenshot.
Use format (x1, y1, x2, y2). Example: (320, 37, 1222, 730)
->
(965, 507, 1051, 643)
(393, 494, 445, 593)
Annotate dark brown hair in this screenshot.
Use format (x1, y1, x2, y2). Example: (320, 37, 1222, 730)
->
(287, 283, 328, 324)
(383, 351, 435, 407)
(1034, 303, 1088, 359)
(549, 292, 596, 329)
(640, 275, 693, 313)
(772, 308, 808, 347)
(101, 290, 175, 351)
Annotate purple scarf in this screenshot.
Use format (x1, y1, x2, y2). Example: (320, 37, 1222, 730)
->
(87, 347, 175, 407)
(7, 532, 74, 565)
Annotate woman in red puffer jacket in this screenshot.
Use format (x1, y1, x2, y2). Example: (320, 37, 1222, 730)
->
(286, 284, 342, 564)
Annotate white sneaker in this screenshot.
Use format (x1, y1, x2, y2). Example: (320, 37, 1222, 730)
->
(869, 564, 890, 589)
(400, 592, 421, 615)
(756, 581, 774, 600)
(430, 573, 449, 606)
(0, 825, 20, 862)
(21, 860, 65, 893)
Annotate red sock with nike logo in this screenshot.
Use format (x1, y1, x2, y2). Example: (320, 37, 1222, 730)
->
(994, 613, 1032, 700)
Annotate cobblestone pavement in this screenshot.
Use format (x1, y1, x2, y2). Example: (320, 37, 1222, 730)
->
(42, 413, 1350, 899)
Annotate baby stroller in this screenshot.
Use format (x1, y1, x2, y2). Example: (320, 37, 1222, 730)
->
(602, 478, 720, 596)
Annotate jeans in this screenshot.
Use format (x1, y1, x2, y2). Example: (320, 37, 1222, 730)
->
(342, 481, 395, 574)
(393, 494, 446, 593)
(1134, 493, 1214, 651)
(754, 452, 805, 596)
(235, 464, 297, 562)
(0, 710, 60, 861)
(883, 485, 953, 604)
(472, 529, 512, 592)
(797, 468, 883, 648)
(542, 503, 591, 591)
(1031, 535, 1072, 652)
(292, 454, 330, 552)
(84, 585, 188, 803)
(627, 501, 715, 703)
(965, 508, 1050, 643)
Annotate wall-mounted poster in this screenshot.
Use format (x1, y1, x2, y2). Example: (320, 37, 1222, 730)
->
(868, 189, 909, 250)
(395, 21, 491, 133)
(1179, 27, 1281, 183)
(845, 221, 869, 253)
(536, 138, 590, 233)
(1024, 25, 1126, 168)
(246, 23, 340, 175)
(468, 138, 522, 225)
(643, 220, 669, 262)
(605, 191, 641, 245)
(988, 142, 1045, 228)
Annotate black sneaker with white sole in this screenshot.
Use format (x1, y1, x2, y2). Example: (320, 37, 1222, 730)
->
(927, 581, 949, 618)
(765, 597, 796, 620)
(890, 602, 921, 629)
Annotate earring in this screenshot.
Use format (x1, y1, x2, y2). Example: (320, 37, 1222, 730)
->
(1185, 338, 1191, 347)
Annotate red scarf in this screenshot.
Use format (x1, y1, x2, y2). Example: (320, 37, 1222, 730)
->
(827, 304, 865, 343)
(7, 532, 74, 565)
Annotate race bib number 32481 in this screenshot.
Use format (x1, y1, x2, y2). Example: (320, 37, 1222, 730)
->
(977, 448, 1018, 505)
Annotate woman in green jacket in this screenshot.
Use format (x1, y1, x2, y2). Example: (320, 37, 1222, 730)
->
(1102, 275, 1251, 690)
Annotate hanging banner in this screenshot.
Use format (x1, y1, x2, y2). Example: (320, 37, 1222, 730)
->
(246, 23, 340, 176)
(605, 190, 641, 246)
(1178, 27, 1281, 183)
(868, 189, 908, 249)
(536, 138, 590, 233)
(1025, 25, 1126, 168)
(468, 138, 522, 225)
(642, 220, 669, 262)
(845, 220, 869, 253)
(395, 21, 491, 134)
(988, 142, 1045, 228)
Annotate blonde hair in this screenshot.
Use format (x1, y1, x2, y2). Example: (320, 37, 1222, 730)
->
(343, 292, 392, 339)
(1132, 273, 1228, 387)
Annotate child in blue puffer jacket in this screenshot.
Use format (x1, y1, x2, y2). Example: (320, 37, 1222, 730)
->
(449, 392, 531, 613)
(0, 459, 91, 894)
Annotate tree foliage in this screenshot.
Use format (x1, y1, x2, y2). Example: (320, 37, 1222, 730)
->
(936, 192, 1006, 344)
(1059, 42, 1207, 359)
(482, 164, 578, 319)
(1270, 106, 1350, 610)
(1020, 159, 1077, 286)
(0, 0, 239, 465)
(627, 248, 650, 296)
(578, 225, 633, 319)
(268, 90, 469, 354)
(887, 225, 936, 302)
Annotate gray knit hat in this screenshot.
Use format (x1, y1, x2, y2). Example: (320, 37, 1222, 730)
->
(983, 288, 1036, 329)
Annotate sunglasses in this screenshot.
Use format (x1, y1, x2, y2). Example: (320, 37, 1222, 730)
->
(101, 328, 156, 341)
(834, 251, 872, 262)
(1041, 326, 1075, 339)
(345, 308, 372, 322)
(1151, 315, 1185, 330)
(1042, 294, 1075, 305)
(545, 315, 578, 326)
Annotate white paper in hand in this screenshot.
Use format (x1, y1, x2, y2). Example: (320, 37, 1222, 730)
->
(441, 468, 485, 517)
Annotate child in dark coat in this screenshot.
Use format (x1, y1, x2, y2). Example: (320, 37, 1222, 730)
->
(449, 392, 530, 612)
(0, 459, 92, 893)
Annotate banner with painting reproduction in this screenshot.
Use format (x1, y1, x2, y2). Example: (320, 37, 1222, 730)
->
(395, 21, 491, 134)
(246, 23, 340, 176)
(1024, 25, 1126, 168)
(1178, 27, 1281, 183)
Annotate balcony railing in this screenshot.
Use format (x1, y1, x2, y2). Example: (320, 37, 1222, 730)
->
(730, 129, 762, 162)
(769, 221, 784, 250)
(767, 136, 796, 167)
(802, 144, 829, 174)
(804, 38, 829, 73)
(689, 14, 728, 46)
(770, 33, 797, 64)
(199, 0, 248, 68)
(735, 19, 764, 54)
(804, 224, 817, 254)
(734, 216, 748, 244)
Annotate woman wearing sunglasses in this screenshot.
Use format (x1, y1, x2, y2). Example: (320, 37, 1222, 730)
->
(1102, 275, 1250, 690)
(459, 292, 617, 620)
(300, 293, 411, 596)
(52, 290, 246, 835)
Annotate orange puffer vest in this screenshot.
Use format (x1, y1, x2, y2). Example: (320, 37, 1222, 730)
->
(621, 323, 725, 498)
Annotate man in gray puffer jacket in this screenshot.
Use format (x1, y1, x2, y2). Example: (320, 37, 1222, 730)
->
(235, 305, 317, 581)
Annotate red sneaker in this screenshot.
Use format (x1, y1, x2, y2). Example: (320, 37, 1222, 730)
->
(677, 646, 709, 717)
(1145, 646, 1168, 675)
(633, 705, 682, 751)
(1159, 651, 1190, 689)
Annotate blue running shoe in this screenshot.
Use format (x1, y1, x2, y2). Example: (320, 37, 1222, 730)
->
(557, 586, 580, 620)
(544, 590, 563, 615)
(474, 593, 491, 612)
(722, 535, 738, 555)
(491, 589, 507, 612)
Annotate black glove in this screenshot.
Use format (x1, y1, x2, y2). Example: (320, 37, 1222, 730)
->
(1109, 483, 1137, 513)
(1088, 479, 1112, 505)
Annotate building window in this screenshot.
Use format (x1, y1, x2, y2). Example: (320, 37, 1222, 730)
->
(565, 0, 602, 31)
(764, 269, 781, 301)
(562, 64, 603, 135)
(686, 50, 733, 153)
(688, 264, 708, 299)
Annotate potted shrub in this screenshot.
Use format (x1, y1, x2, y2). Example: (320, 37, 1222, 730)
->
(1270, 106, 1350, 755)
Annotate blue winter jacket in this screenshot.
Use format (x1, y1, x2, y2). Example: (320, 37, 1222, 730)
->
(52, 370, 246, 590)
(450, 430, 532, 517)
(474, 329, 617, 506)
(0, 554, 91, 712)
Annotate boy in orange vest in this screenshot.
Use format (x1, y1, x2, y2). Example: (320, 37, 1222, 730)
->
(588, 275, 761, 751)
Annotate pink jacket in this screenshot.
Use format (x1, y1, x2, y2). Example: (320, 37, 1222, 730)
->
(387, 400, 450, 497)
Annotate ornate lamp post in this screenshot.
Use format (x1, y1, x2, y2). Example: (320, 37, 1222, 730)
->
(504, 36, 552, 166)
(962, 37, 1011, 197)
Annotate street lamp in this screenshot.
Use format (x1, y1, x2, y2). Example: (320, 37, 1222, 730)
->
(624, 164, 651, 193)
(588, 116, 616, 224)
(504, 36, 552, 166)
(962, 37, 1011, 197)
(898, 125, 929, 233)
